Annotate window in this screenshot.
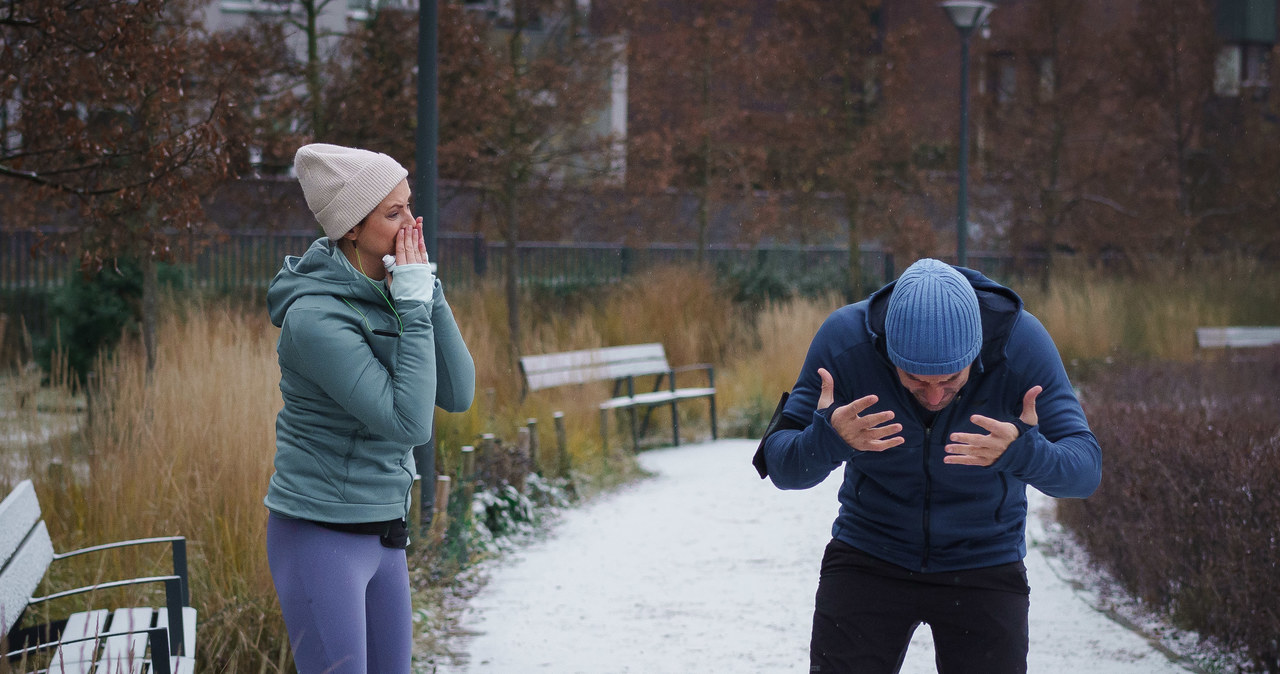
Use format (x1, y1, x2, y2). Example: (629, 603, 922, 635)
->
(1243, 43, 1271, 86)
(220, 0, 293, 14)
(348, 0, 413, 21)
(991, 53, 1016, 105)
(225, 0, 296, 13)
(1214, 0, 1275, 95)
(1217, 46, 1242, 96)
(1038, 57, 1055, 102)
(1215, 43, 1271, 96)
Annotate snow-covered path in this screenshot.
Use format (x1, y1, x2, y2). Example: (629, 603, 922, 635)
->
(436, 439, 1195, 673)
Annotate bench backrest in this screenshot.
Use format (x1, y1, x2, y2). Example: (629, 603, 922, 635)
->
(1196, 326, 1280, 348)
(0, 479, 54, 634)
(520, 343, 671, 391)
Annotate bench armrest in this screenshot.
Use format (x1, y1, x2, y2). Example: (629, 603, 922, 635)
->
(671, 363, 716, 388)
(54, 536, 189, 607)
(5, 624, 173, 674)
(28, 575, 188, 657)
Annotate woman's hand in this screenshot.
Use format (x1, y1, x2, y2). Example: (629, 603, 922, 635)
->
(395, 217, 428, 267)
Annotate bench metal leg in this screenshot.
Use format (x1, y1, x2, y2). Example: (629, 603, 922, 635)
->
(599, 409, 609, 463)
(670, 400, 680, 446)
(629, 407, 640, 453)
(710, 395, 718, 440)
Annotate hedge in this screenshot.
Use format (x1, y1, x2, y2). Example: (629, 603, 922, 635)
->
(1061, 349, 1280, 672)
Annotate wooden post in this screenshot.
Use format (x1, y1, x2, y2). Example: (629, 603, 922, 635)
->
(85, 371, 96, 433)
(484, 388, 497, 432)
(429, 475, 452, 542)
(514, 426, 531, 492)
(480, 433, 496, 485)
(460, 445, 476, 521)
(554, 411, 569, 478)
(526, 418, 539, 476)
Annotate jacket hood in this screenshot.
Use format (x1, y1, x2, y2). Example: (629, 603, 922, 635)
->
(268, 238, 384, 327)
(865, 264, 1023, 371)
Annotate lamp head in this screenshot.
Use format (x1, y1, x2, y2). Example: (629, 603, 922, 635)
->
(941, 0, 996, 37)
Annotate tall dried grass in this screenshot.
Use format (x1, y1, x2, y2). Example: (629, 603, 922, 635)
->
(78, 303, 283, 670)
(1018, 257, 1276, 362)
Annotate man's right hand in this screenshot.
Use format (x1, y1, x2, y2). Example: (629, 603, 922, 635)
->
(817, 367, 905, 453)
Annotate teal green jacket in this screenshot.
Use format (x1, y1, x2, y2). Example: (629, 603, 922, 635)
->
(264, 238, 475, 523)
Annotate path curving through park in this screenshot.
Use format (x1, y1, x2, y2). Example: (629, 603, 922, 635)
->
(434, 439, 1199, 673)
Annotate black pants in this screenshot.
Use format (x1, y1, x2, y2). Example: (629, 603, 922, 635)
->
(810, 540, 1030, 674)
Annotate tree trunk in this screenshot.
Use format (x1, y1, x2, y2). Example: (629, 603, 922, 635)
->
(141, 255, 158, 375)
(504, 181, 521, 372)
(845, 191, 863, 301)
(306, 2, 325, 138)
(696, 20, 713, 267)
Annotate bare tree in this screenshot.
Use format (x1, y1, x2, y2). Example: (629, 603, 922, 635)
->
(1, 0, 271, 371)
(981, 0, 1125, 286)
(770, 0, 926, 296)
(606, 0, 774, 265)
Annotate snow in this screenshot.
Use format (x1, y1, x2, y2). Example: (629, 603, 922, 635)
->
(435, 439, 1201, 673)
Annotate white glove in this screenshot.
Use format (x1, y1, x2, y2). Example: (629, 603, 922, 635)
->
(382, 254, 437, 275)
(383, 254, 436, 304)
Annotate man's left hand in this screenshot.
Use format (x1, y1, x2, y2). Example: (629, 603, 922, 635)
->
(944, 386, 1042, 466)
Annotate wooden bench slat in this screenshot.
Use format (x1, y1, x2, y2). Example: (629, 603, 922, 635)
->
(48, 608, 110, 674)
(0, 480, 42, 572)
(0, 521, 55, 636)
(521, 343, 666, 370)
(95, 607, 154, 674)
(1196, 326, 1280, 348)
(599, 387, 717, 410)
(522, 344, 673, 391)
(156, 605, 199, 672)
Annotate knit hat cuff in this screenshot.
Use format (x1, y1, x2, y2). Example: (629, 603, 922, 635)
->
(886, 341, 981, 376)
(314, 160, 408, 240)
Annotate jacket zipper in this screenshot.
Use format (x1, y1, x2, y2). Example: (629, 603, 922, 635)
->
(921, 423, 932, 571)
(920, 390, 964, 572)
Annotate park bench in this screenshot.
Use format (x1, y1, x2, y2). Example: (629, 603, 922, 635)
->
(520, 343, 717, 453)
(1195, 326, 1280, 349)
(1, 480, 196, 674)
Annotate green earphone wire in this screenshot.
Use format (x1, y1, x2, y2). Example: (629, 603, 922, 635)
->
(344, 242, 404, 335)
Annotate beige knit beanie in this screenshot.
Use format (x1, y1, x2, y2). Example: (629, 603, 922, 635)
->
(294, 143, 408, 240)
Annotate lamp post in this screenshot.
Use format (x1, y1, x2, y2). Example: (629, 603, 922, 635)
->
(941, 0, 994, 268)
(414, 0, 438, 538)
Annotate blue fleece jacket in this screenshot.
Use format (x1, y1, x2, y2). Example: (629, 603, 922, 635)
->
(264, 238, 475, 524)
(762, 266, 1100, 572)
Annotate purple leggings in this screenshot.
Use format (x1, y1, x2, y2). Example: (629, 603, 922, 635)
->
(267, 513, 412, 674)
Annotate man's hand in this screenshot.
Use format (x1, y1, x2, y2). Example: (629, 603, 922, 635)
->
(945, 385, 1042, 466)
(817, 367, 905, 453)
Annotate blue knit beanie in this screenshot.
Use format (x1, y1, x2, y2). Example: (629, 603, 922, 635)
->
(885, 259, 983, 375)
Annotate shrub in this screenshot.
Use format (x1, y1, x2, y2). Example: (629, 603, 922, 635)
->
(1061, 349, 1280, 672)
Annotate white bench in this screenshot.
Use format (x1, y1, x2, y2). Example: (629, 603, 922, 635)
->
(520, 343, 718, 453)
(1195, 326, 1280, 349)
(1, 480, 197, 673)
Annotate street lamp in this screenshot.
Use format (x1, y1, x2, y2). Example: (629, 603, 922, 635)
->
(941, 0, 994, 268)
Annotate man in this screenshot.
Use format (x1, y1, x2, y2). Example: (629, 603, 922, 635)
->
(754, 258, 1101, 673)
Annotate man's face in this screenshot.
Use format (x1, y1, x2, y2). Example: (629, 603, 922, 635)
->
(896, 366, 971, 412)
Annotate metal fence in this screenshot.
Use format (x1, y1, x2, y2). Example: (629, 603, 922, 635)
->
(1, 229, 916, 290)
(0, 227, 1026, 338)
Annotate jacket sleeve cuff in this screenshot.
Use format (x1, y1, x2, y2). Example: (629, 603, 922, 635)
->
(991, 424, 1038, 473)
(810, 406, 857, 464)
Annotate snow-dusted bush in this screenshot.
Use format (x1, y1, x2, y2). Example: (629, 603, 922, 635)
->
(1062, 349, 1280, 672)
(466, 474, 575, 554)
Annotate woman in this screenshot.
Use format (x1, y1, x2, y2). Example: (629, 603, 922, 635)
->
(264, 143, 475, 673)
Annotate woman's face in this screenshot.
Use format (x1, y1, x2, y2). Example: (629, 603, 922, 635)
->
(346, 179, 413, 258)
